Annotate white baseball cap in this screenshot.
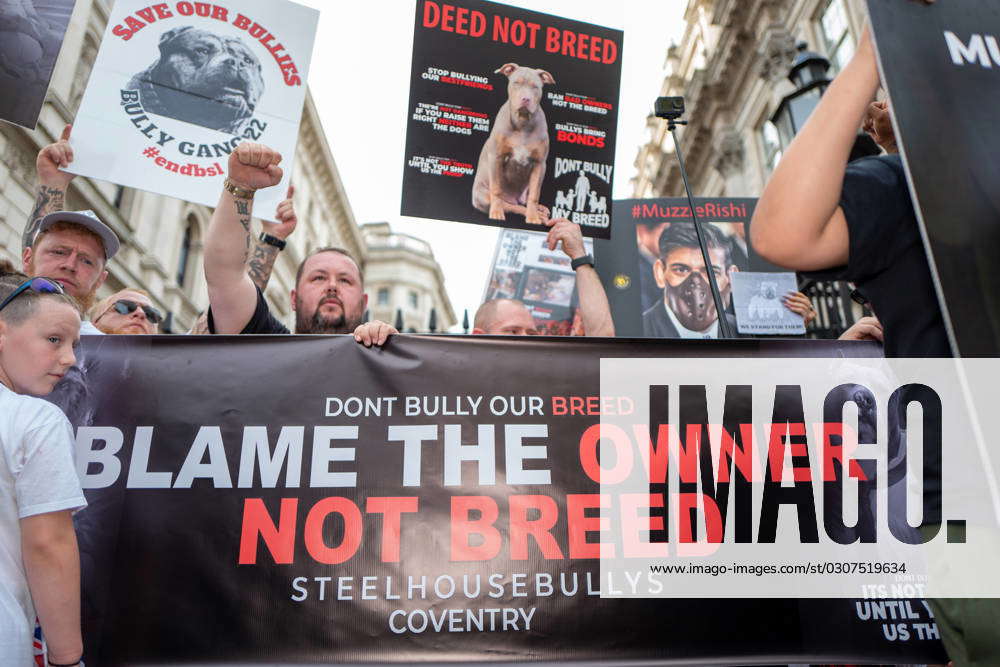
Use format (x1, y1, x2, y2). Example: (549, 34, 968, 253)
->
(35, 210, 120, 260)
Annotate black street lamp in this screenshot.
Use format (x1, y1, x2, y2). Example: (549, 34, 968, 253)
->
(771, 42, 831, 147)
(772, 41, 880, 162)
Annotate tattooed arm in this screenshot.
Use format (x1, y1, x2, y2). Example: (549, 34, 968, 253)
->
(203, 143, 283, 334)
(24, 124, 75, 250)
(248, 185, 297, 291)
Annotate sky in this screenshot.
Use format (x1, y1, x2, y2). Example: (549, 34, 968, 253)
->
(293, 0, 689, 330)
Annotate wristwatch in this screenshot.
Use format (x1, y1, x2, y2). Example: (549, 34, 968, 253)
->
(259, 232, 287, 250)
(570, 254, 595, 270)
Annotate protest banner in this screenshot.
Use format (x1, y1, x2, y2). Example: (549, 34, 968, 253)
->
(732, 272, 806, 335)
(0, 0, 76, 129)
(866, 0, 1000, 355)
(482, 228, 593, 334)
(595, 198, 782, 338)
(58, 334, 950, 665)
(401, 0, 623, 239)
(65, 0, 317, 220)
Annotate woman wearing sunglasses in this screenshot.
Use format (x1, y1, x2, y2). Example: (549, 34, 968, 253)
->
(89, 289, 163, 335)
(0, 268, 87, 667)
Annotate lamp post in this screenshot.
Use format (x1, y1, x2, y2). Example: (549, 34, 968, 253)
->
(771, 44, 876, 337)
(771, 42, 831, 147)
(772, 42, 880, 160)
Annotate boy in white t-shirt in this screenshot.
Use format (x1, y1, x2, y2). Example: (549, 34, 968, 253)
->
(0, 267, 86, 667)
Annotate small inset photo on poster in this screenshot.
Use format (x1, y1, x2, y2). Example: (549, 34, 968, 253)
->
(401, 0, 623, 239)
(731, 272, 806, 335)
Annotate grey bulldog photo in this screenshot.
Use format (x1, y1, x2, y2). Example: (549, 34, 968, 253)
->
(128, 26, 265, 134)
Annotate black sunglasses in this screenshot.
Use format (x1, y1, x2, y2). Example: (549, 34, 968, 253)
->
(108, 299, 163, 324)
(0, 277, 65, 314)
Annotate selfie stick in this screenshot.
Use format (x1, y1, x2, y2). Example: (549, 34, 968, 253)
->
(655, 96, 734, 339)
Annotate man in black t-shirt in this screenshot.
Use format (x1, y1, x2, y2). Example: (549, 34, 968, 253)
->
(203, 143, 395, 347)
(751, 13, 1000, 665)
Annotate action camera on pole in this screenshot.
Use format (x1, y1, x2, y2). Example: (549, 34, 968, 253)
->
(654, 96, 685, 121)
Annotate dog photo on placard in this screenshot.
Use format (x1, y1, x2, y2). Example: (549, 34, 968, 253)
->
(472, 63, 555, 226)
(128, 25, 265, 134)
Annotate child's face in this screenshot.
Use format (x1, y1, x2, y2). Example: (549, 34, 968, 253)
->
(0, 300, 80, 396)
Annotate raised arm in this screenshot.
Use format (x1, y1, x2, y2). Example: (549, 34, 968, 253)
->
(749, 29, 882, 271)
(203, 143, 283, 334)
(546, 218, 615, 337)
(21, 511, 82, 666)
(248, 185, 297, 291)
(24, 124, 75, 250)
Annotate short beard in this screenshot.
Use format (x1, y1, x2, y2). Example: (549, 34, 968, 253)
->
(294, 296, 359, 335)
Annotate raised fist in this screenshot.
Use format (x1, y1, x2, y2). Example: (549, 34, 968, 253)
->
(228, 142, 283, 191)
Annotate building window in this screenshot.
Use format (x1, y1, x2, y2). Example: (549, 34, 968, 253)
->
(409, 291, 419, 309)
(760, 120, 783, 174)
(377, 288, 389, 305)
(818, 0, 855, 73)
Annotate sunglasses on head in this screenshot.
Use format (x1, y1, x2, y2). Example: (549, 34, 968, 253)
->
(108, 299, 163, 324)
(0, 277, 65, 314)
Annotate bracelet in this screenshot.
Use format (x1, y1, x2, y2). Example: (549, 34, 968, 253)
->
(47, 659, 83, 667)
(223, 178, 256, 199)
(259, 232, 287, 251)
(570, 254, 595, 270)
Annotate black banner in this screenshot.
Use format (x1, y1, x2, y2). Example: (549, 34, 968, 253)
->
(64, 335, 946, 665)
(867, 0, 1000, 355)
(401, 0, 622, 239)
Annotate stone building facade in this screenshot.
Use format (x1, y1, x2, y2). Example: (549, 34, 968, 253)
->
(361, 222, 456, 333)
(632, 0, 867, 199)
(0, 0, 455, 334)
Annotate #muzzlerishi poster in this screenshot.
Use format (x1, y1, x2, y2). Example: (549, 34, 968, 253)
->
(65, 0, 317, 220)
(402, 0, 623, 239)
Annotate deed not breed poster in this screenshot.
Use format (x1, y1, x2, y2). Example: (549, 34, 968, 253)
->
(402, 0, 623, 239)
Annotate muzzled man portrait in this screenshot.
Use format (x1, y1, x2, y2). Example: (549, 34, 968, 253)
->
(128, 26, 265, 134)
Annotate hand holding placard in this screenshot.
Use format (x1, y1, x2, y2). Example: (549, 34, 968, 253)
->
(37, 124, 76, 189)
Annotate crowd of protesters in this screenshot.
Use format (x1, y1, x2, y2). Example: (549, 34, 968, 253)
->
(4, 4, 984, 665)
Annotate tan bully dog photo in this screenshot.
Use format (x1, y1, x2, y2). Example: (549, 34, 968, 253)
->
(472, 63, 555, 225)
(128, 26, 265, 134)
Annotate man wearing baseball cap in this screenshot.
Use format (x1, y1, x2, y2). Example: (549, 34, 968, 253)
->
(22, 209, 120, 334)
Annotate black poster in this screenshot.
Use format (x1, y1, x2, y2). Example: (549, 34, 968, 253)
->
(401, 0, 623, 239)
(0, 0, 77, 129)
(596, 198, 783, 338)
(867, 0, 1000, 355)
(63, 335, 944, 665)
